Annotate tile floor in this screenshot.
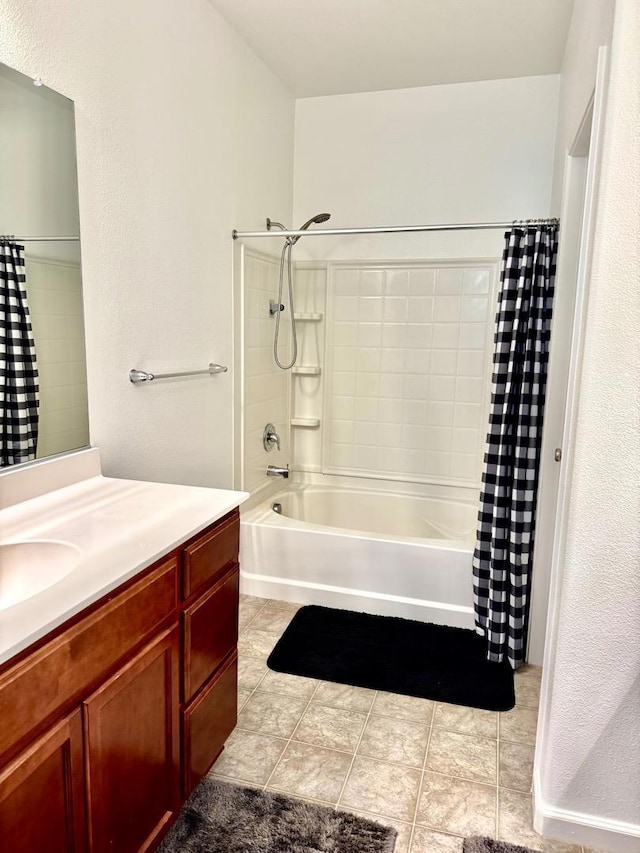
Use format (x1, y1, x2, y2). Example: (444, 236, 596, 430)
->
(209, 596, 588, 853)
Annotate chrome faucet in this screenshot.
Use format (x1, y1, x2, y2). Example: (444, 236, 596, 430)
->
(266, 465, 289, 479)
(263, 423, 281, 452)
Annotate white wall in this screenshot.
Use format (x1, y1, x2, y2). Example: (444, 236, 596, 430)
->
(1, 0, 294, 488)
(293, 75, 560, 262)
(549, 0, 615, 213)
(535, 1, 640, 849)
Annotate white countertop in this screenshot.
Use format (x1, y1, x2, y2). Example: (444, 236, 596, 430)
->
(0, 473, 248, 666)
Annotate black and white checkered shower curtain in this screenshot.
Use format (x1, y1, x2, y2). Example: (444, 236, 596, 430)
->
(473, 224, 558, 670)
(0, 241, 39, 466)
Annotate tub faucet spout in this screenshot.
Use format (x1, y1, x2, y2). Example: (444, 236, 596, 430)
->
(266, 465, 289, 479)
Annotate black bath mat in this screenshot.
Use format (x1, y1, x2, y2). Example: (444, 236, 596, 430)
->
(157, 778, 397, 853)
(267, 605, 514, 711)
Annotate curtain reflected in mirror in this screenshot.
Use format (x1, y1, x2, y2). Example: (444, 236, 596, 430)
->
(0, 61, 88, 468)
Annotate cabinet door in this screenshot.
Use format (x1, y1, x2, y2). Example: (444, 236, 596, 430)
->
(0, 709, 86, 852)
(84, 626, 180, 853)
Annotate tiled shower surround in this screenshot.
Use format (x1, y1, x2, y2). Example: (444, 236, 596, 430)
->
(241, 253, 498, 491)
(27, 256, 89, 459)
(324, 262, 497, 486)
(241, 249, 290, 493)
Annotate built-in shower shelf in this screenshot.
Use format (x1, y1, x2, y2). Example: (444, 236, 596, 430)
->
(293, 312, 323, 321)
(290, 417, 321, 428)
(291, 365, 321, 376)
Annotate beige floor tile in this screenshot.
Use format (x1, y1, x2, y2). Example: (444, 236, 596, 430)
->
(237, 690, 307, 738)
(293, 703, 366, 752)
(237, 687, 252, 710)
(248, 604, 296, 634)
(515, 671, 542, 709)
(238, 656, 267, 690)
(357, 713, 430, 769)
(259, 669, 318, 699)
(240, 594, 266, 605)
(498, 788, 582, 852)
(410, 826, 464, 852)
(238, 596, 268, 632)
(416, 772, 496, 837)
(499, 705, 539, 745)
(499, 741, 534, 792)
(340, 755, 422, 822)
(209, 729, 287, 785)
(267, 598, 303, 612)
(313, 681, 377, 712)
(426, 728, 497, 784)
(371, 691, 435, 723)
(267, 741, 352, 803)
(237, 627, 282, 661)
(433, 703, 498, 739)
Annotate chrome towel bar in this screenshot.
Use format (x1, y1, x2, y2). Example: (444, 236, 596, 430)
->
(129, 363, 228, 383)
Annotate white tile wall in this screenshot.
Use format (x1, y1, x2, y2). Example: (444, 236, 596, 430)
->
(322, 261, 498, 487)
(26, 257, 89, 459)
(242, 250, 290, 494)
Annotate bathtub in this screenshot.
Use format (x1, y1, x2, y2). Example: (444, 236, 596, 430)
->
(240, 483, 477, 629)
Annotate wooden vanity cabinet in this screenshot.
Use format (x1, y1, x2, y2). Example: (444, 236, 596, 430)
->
(0, 507, 241, 853)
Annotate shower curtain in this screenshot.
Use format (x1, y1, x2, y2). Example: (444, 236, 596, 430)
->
(473, 223, 558, 670)
(0, 240, 39, 466)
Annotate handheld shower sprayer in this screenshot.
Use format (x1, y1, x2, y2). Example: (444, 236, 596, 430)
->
(269, 212, 331, 370)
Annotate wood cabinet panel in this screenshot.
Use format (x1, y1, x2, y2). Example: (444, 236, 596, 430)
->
(0, 709, 86, 853)
(183, 564, 239, 702)
(0, 557, 178, 764)
(182, 509, 239, 601)
(84, 626, 180, 853)
(182, 651, 238, 796)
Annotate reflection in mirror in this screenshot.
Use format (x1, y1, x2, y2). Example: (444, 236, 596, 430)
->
(0, 62, 89, 467)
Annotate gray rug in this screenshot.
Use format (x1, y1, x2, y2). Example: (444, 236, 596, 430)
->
(158, 778, 397, 852)
(464, 838, 537, 853)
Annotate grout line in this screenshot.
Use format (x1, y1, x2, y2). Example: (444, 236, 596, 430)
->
(334, 690, 378, 810)
(261, 679, 323, 792)
(407, 709, 435, 851)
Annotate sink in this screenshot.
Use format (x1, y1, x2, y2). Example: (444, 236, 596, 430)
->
(0, 540, 82, 611)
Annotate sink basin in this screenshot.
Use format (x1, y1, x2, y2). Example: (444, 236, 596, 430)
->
(0, 540, 82, 611)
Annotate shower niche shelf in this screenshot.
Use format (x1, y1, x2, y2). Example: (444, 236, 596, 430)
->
(291, 417, 321, 428)
(293, 312, 323, 322)
(291, 366, 321, 376)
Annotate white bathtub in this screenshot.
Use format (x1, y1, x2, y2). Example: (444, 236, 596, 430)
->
(240, 483, 477, 628)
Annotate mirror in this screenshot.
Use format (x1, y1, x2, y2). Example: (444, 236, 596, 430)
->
(0, 61, 89, 467)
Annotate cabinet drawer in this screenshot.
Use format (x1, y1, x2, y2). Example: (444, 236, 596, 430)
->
(0, 557, 178, 763)
(183, 565, 239, 703)
(182, 510, 239, 600)
(182, 651, 237, 796)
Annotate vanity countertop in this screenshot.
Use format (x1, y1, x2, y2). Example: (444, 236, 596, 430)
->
(0, 473, 248, 666)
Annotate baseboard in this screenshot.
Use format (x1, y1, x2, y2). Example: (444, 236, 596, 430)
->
(533, 776, 640, 852)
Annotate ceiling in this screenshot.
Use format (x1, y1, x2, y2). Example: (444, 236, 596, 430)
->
(210, 0, 574, 98)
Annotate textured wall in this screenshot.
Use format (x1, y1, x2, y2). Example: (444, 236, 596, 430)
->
(293, 75, 559, 262)
(536, 0, 640, 843)
(1, 0, 294, 488)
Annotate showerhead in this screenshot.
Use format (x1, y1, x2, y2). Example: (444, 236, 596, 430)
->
(290, 212, 331, 244)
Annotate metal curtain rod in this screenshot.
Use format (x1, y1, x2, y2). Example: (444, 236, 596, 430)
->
(232, 218, 559, 240)
(0, 235, 80, 242)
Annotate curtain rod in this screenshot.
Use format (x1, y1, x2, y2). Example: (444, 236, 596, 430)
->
(0, 235, 80, 242)
(232, 219, 559, 240)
